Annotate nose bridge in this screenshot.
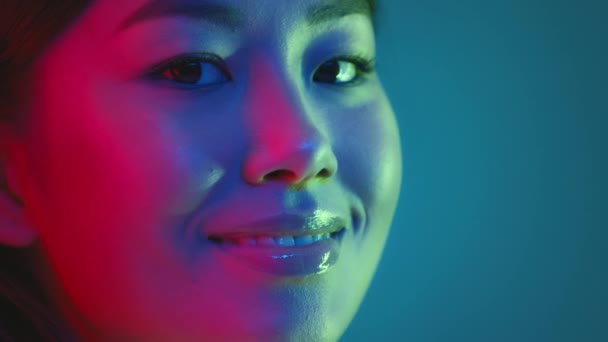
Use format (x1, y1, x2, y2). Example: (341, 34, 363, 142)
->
(242, 53, 337, 186)
(246, 53, 312, 142)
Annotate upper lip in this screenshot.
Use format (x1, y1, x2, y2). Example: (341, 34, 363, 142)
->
(204, 211, 346, 240)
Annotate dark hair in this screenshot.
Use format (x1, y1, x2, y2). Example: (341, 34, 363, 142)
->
(0, 1, 377, 340)
(0, 1, 94, 124)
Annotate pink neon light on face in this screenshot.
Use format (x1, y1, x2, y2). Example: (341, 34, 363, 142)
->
(15, 0, 402, 340)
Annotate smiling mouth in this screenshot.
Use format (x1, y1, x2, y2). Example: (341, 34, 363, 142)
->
(202, 212, 349, 276)
(207, 227, 347, 247)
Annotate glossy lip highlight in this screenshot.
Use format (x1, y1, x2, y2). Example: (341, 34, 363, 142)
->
(203, 210, 348, 276)
(204, 210, 347, 240)
(213, 237, 343, 276)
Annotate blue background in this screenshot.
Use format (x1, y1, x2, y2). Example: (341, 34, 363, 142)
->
(342, 0, 607, 341)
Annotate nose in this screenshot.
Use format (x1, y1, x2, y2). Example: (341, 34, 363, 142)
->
(241, 55, 338, 188)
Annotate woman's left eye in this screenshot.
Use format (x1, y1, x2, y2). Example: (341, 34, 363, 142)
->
(313, 56, 375, 85)
(146, 53, 232, 88)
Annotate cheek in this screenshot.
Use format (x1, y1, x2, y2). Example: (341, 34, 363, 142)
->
(35, 117, 165, 221)
(24, 89, 208, 262)
(334, 100, 402, 210)
(24, 98, 220, 324)
(23, 28, 190, 232)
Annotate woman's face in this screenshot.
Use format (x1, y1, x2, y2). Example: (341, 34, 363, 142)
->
(16, 0, 401, 340)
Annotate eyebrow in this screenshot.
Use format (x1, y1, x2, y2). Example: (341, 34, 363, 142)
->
(306, 0, 372, 26)
(115, 0, 372, 35)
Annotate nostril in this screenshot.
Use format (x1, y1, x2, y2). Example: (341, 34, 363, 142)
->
(263, 169, 295, 182)
(317, 168, 331, 178)
(262, 167, 332, 183)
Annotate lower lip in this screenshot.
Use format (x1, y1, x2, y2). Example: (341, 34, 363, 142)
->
(211, 232, 344, 277)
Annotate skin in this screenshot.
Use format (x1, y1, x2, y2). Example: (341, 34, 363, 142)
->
(0, 0, 401, 341)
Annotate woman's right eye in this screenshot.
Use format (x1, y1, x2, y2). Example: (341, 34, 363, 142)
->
(146, 53, 232, 89)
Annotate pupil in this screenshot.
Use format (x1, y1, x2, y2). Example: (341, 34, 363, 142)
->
(314, 61, 340, 82)
(170, 62, 202, 84)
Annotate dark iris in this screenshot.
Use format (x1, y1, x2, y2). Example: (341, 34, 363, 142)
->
(313, 60, 341, 83)
(166, 61, 202, 84)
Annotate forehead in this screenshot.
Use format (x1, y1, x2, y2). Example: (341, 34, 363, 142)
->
(83, 0, 373, 40)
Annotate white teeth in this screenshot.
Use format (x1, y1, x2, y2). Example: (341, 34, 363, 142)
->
(294, 235, 313, 246)
(226, 232, 333, 247)
(275, 236, 295, 247)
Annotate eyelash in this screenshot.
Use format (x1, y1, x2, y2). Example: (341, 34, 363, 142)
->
(144, 52, 376, 88)
(329, 54, 376, 74)
(145, 53, 231, 82)
(315, 54, 376, 85)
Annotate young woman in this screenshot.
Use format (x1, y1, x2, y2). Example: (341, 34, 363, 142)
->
(0, 0, 401, 340)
